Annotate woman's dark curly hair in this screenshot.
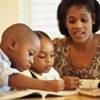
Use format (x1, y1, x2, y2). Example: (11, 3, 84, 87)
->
(57, 0, 100, 37)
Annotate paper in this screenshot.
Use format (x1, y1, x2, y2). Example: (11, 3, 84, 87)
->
(79, 79, 100, 97)
(0, 89, 78, 100)
(79, 79, 100, 89)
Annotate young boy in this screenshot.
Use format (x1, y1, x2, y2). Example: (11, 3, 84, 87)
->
(30, 31, 79, 90)
(0, 23, 40, 92)
(0, 23, 64, 92)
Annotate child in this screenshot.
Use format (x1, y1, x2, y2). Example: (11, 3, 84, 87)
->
(30, 31, 79, 90)
(0, 23, 63, 92)
(30, 31, 60, 80)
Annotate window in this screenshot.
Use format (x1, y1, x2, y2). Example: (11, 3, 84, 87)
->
(19, 0, 100, 38)
(19, 0, 63, 39)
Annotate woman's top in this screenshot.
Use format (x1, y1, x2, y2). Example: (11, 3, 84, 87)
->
(53, 37, 100, 79)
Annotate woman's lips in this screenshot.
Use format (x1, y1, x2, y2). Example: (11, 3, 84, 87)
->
(73, 31, 85, 38)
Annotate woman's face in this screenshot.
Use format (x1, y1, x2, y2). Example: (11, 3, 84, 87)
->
(66, 5, 94, 43)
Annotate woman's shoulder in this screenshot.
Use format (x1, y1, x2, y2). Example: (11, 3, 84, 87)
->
(53, 37, 70, 46)
(95, 34, 100, 46)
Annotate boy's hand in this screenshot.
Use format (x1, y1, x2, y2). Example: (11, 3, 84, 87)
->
(63, 76, 79, 90)
(45, 80, 64, 92)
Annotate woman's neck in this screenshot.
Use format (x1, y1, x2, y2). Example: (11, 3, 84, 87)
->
(71, 34, 94, 52)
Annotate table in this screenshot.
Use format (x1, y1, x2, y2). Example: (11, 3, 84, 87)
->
(16, 94, 100, 100)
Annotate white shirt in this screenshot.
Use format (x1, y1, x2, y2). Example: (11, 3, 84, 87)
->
(0, 49, 19, 93)
(22, 67, 61, 80)
(42, 67, 61, 80)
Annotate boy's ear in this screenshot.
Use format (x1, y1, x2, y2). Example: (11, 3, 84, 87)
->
(8, 38, 18, 51)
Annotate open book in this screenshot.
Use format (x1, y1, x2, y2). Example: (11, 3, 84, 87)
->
(0, 89, 78, 100)
(0, 79, 100, 99)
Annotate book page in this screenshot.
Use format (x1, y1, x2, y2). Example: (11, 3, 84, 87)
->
(79, 79, 100, 89)
(0, 90, 35, 100)
(36, 89, 78, 98)
(0, 89, 78, 100)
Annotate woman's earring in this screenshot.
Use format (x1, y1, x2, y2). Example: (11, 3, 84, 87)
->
(93, 22, 95, 24)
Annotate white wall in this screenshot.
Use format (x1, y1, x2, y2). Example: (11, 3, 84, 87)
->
(28, 0, 63, 39)
(0, 0, 20, 41)
(0, 0, 99, 41)
(19, 0, 64, 39)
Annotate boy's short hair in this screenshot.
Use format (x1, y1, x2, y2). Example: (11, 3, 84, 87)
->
(1, 23, 37, 44)
(0, 23, 41, 52)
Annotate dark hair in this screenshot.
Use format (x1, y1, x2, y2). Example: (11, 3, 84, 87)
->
(34, 30, 51, 41)
(57, 0, 100, 37)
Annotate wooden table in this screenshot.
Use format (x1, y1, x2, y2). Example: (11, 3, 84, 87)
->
(16, 94, 100, 100)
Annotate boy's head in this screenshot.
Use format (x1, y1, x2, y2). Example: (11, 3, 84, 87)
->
(0, 23, 41, 71)
(31, 31, 55, 74)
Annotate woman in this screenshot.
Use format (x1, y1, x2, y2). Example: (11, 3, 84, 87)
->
(53, 0, 100, 79)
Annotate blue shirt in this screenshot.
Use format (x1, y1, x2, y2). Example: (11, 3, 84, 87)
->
(0, 49, 19, 93)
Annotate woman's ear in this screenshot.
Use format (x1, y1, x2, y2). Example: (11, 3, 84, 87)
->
(8, 38, 18, 51)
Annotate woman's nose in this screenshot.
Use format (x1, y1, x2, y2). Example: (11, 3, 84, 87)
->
(75, 21, 83, 29)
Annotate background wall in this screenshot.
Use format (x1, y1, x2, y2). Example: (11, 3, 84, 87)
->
(0, 0, 20, 41)
(0, 0, 64, 41)
(0, 0, 100, 41)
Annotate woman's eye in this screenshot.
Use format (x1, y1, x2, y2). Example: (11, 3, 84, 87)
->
(68, 17, 76, 24)
(69, 20, 76, 24)
(81, 15, 89, 23)
(81, 18, 88, 23)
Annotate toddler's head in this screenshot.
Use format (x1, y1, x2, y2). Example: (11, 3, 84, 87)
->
(31, 31, 55, 74)
(0, 23, 41, 71)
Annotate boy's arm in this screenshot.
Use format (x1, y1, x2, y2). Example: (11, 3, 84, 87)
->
(9, 73, 64, 92)
(9, 73, 45, 90)
(0, 60, 19, 88)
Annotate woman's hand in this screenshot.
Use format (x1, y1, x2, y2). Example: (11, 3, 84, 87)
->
(63, 76, 79, 90)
